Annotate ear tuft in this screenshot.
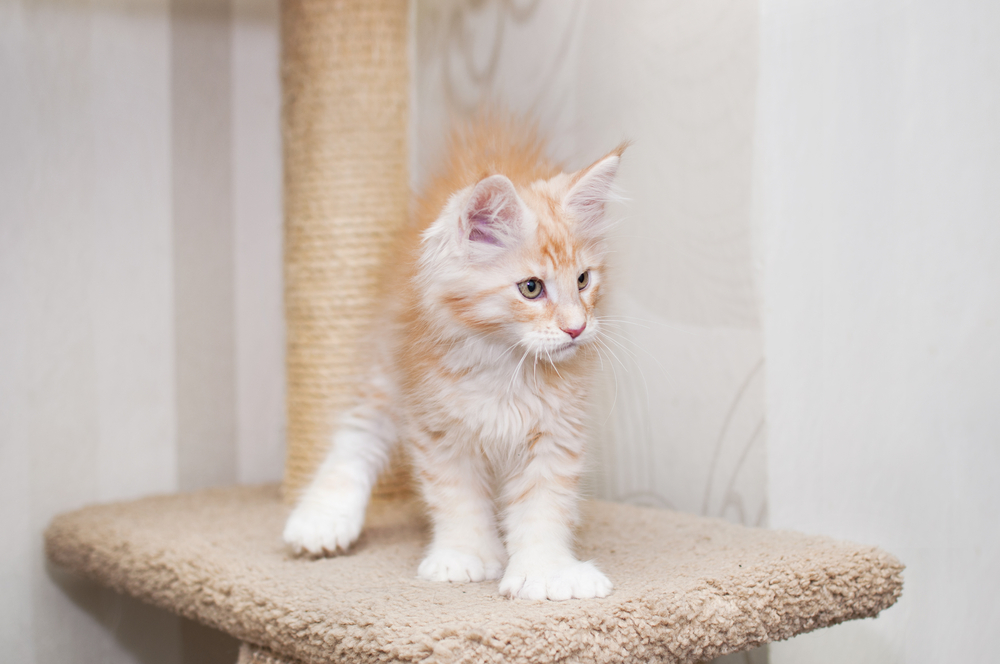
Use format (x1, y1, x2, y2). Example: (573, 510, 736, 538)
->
(564, 146, 626, 238)
(462, 174, 524, 249)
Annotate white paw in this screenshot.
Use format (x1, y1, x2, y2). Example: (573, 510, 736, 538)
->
(499, 557, 612, 601)
(283, 493, 367, 556)
(417, 547, 505, 583)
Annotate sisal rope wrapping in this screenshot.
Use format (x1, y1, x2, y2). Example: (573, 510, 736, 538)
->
(282, 0, 411, 502)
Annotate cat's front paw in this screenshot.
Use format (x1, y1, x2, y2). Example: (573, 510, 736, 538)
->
(283, 494, 366, 556)
(499, 556, 612, 601)
(417, 547, 504, 583)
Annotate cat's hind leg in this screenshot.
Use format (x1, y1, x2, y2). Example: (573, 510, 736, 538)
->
(283, 380, 396, 556)
(412, 432, 506, 583)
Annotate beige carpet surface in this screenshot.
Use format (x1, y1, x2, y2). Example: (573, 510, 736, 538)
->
(45, 485, 902, 664)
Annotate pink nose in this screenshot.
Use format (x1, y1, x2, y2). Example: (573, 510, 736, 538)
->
(562, 323, 586, 340)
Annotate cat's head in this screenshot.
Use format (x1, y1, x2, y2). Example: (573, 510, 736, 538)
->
(417, 147, 624, 362)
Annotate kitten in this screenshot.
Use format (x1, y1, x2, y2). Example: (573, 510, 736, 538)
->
(283, 118, 625, 601)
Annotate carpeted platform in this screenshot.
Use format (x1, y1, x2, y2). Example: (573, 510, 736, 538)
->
(45, 484, 902, 664)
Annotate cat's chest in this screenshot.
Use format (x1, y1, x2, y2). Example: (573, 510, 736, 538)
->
(409, 365, 564, 446)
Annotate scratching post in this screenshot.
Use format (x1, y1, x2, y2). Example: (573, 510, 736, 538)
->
(282, 0, 411, 502)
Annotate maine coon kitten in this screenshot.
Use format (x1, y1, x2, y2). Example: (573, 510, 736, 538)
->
(283, 119, 625, 601)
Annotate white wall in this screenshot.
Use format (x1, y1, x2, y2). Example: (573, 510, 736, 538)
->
(232, 0, 284, 487)
(1, 2, 179, 662)
(756, 1, 1000, 661)
(0, 0, 283, 661)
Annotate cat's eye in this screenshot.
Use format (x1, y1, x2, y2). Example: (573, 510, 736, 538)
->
(518, 278, 544, 299)
(577, 271, 591, 290)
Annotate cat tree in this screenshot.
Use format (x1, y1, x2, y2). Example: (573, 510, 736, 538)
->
(44, 2, 903, 663)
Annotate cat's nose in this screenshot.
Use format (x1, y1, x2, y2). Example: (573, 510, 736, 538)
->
(561, 323, 586, 340)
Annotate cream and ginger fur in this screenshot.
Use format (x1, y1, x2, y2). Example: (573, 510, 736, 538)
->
(284, 120, 625, 600)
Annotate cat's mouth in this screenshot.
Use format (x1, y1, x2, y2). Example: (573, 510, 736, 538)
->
(549, 340, 579, 358)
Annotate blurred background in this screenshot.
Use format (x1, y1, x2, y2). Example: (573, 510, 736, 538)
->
(1, 1, 997, 662)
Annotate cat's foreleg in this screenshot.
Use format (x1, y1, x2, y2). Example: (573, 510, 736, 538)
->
(498, 434, 612, 600)
(412, 435, 506, 583)
(283, 391, 396, 556)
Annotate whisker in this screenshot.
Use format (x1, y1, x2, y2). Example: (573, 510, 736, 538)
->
(596, 313, 694, 333)
(595, 336, 628, 375)
(601, 332, 652, 416)
(602, 331, 641, 364)
(598, 326, 668, 376)
(506, 347, 530, 395)
(594, 316, 652, 330)
(496, 341, 519, 362)
(545, 348, 564, 381)
(596, 343, 619, 425)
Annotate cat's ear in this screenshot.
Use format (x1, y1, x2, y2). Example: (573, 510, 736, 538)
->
(461, 174, 526, 252)
(563, 144, 627, 238)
